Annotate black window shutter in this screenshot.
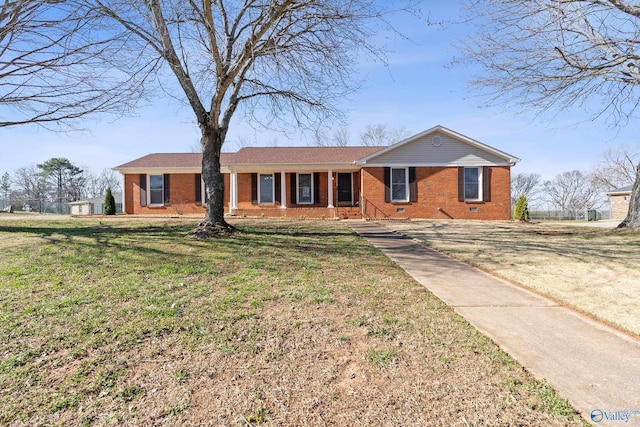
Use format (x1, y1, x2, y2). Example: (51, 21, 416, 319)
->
(251, 173, 258, 204)
(483, 167, 491, 202)
(384, 167, 390, 203)
(139, 174, 147, 206)
(409, 167, 417, 202)
(275, 173, 281, 204)
(313, 172, 320, 205)
(195, 174, 202, 204)
(458, 167, 465, 202)
(163, 174, 171, 204)
(290, 173, 297, 204)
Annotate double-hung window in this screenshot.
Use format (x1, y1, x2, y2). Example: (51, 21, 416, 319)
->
(464, 167, 482, 201)
(259, 174, 274, 204)
(391, 167, 409, 202)
(149, 175, 164, 206)
(297, 173, 313, 204)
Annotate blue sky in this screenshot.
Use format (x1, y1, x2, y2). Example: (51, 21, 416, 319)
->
(2, 0, 639, 183)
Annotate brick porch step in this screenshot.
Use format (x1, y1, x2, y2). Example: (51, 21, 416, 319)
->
(337, 207, 362, 220)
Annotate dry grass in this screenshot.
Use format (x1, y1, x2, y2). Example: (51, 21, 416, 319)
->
(377, 220, 640, 337)
(0, 218, 585, 426)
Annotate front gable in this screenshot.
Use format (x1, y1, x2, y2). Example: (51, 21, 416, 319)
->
(359, 125, 519, 167)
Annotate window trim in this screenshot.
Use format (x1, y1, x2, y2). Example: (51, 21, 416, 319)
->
(296, 173, 314, 205)
(258, 173, 275, 204)
(148, 174, 165, 206)
(390, 167, 409, 203)
(464, 167, 483, 202)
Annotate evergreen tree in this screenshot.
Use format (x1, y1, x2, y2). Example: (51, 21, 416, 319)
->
(104, 187, 116, 215)
(513, 194, 530, 222)
(37, 158, 86, 213)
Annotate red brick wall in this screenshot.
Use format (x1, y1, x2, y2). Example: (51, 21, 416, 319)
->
(123, 173, 228, 215)
(361, 166, 511, 220)
(122, 167, 511, 220)
(124, 174, 137, 214)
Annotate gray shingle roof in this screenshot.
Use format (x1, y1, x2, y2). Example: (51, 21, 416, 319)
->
(607, 184, 634, 195)
(114, 153, 206, 169)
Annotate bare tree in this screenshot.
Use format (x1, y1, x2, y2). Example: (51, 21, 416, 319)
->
(543, 170, 603, 218)
(232, 135, 256, 151)
(592, 145, 640, 191)
(511, 172, 542, 208)
(313, 123, 410, 147)
(360, 123, 410, 146)
(313, 125, 350, 147)
(12, 164, 48, 209)
(331, 126, 351, 147)
(0, 0, 145, 129)
(188, 142, 203, 153)
(75, 0, 412, 236)
(85, 169, 122, 198)
(461, 0, 640, 228)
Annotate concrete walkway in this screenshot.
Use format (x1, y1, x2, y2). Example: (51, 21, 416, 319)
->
(351, 222, 640, 426)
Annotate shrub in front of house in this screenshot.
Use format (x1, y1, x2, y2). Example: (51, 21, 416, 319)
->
(513, 194, 530, 222)
(104, 188, 116, 215)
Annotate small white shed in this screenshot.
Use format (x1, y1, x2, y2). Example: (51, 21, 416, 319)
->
(69, 193, 123, 215)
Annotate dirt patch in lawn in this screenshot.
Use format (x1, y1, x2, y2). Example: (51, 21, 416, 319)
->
(378, 220, 640, 337)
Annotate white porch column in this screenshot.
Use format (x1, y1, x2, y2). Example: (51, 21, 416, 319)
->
(120, 173, 126, 214)
(280, 170, 287, 209)
(230, 171, 238, 211)
(327, 169, 334, 208)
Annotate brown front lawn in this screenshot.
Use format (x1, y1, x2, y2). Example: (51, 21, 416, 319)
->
(0, 218, 584, 425)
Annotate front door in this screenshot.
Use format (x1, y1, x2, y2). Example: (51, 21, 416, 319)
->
(337, 173, 352, 206)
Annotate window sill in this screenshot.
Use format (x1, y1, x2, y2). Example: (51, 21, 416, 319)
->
(464, 200, 485, 204)
(390, 201, 411, 205)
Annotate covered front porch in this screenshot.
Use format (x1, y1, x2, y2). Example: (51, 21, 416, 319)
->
(226, 168, 362, 219)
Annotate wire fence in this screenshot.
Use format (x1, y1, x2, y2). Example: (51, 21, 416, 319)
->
(528, 209, 611, 221)
(1, 199, 70, 214)
(0, 199, 122, 215)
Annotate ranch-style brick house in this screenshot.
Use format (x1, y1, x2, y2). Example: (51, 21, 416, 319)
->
(113, 125, 520, 220)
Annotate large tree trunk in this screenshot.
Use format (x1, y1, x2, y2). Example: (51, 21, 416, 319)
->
(618, 164, 640, 228)
(189, 125, 235, 238)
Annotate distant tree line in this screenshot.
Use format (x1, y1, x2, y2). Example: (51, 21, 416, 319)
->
(512, 145, 639, 219)
(226, 123, 412, 151)
(0, 158, 120, 212)
(312, 123, 411, 147)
